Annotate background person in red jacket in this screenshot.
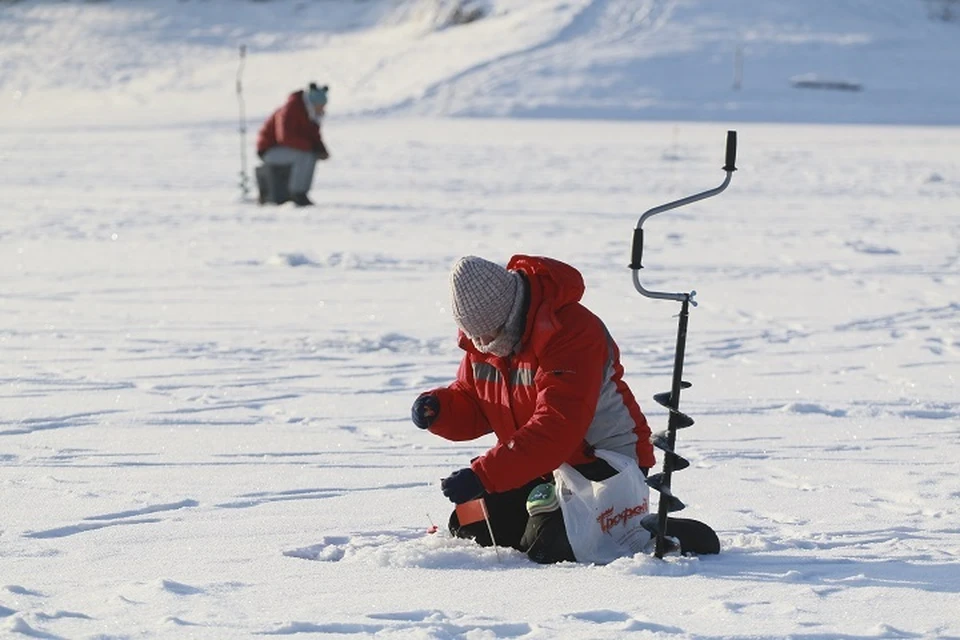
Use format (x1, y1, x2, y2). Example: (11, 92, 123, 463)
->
(411, 255, 655, 563)
(256, 83, 330, 206)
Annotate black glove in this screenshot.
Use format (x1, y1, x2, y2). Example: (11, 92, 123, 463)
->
(411, 394, 440, 429)
(441, 467, 485, 504)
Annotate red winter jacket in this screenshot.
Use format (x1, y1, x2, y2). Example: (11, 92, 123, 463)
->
(256, 90, 326, 156)
(426, 255, 655, 494)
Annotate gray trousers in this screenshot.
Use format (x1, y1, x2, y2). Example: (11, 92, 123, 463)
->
(261, 146, 317, 194)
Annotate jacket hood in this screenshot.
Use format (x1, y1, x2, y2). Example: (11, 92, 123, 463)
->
(506, 255, 584, 310)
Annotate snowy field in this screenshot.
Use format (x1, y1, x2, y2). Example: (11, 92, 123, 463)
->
(3, 116, 959, 639)
(2, 0, 960, 638)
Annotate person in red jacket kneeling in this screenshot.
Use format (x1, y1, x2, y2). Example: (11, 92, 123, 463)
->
(412, 255, 655, 563)
(256, 83, 330, 207)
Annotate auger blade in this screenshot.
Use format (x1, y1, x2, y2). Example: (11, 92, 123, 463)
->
(646, 472, 666, 491)
(640, 513, 661, 534)
(652, 396, 696, 428)
(651, 433, 691, 470)
(652, 381, 691, 408)
(671, 412, 695, 429)
(651, 432, 670, 450)
(645, 473, 686, 512)
(659, 494, 686, 513)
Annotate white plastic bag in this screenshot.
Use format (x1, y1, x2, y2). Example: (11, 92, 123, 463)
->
(554, 448, 651, 564)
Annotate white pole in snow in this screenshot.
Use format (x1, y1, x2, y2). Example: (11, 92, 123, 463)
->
(237, 44, 250, 199)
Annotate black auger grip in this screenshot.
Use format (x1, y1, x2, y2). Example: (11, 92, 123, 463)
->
(630, 228, 644, 270)
(723, 131, 738, 172)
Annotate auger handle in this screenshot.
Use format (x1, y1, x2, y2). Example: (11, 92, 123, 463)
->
(723, 130, 737, 172)
(629, 228, 645, 271)
(631, 130, 738, 302)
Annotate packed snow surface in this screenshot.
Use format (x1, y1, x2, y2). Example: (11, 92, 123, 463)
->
(1, 1, 959, 638)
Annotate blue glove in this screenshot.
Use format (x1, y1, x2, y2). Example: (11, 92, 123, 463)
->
(441, 467, 485, 504)
(411, 394, 440, 429)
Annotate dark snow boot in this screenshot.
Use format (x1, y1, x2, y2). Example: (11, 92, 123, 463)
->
(642, 516, 721, 555)
(291, 192, 314, 207)
(521, 509, 576, 564)
(519, 483, 576, 564)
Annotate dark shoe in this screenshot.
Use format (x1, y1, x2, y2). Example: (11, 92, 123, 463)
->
(641, 515, 720, 555)
(518, 483, 575, 563)
(521, 509, 575, 564)
(291, 193, 314, 207)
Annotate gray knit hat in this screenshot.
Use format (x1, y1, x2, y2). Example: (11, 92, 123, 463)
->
(449, 256, 523, 339)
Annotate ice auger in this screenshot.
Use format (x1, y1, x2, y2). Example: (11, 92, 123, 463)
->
(630, 131, 738, 558)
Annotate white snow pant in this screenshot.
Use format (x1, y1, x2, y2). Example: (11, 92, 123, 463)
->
(261, 146, 317, 195)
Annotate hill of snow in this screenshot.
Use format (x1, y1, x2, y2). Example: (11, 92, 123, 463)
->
(2, 0, 959, 128)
